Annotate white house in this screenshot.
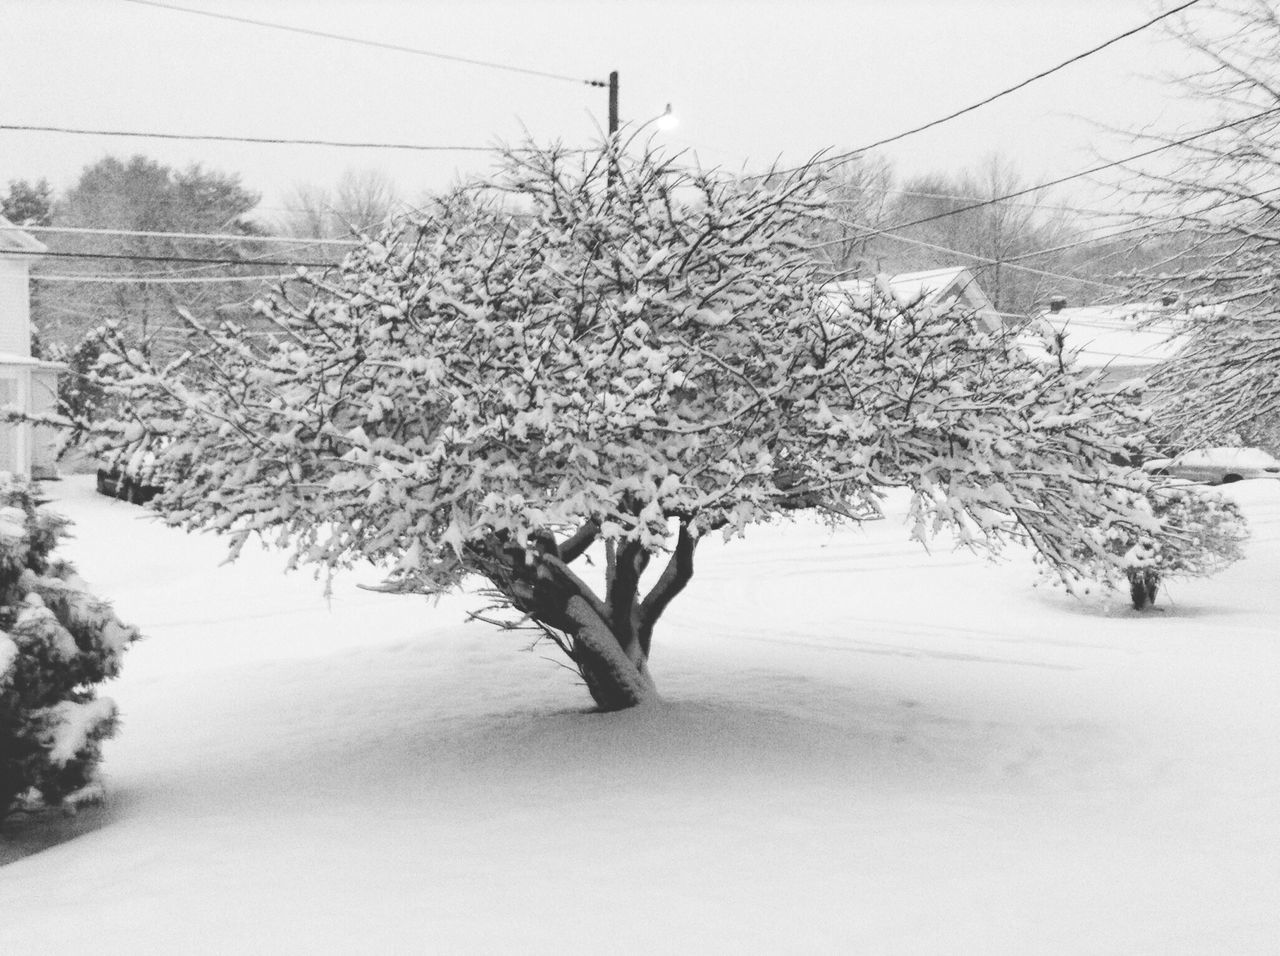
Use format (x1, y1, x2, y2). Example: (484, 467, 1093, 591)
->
(824, 267, 1005, 333)
(1018, 299, 1190, 387)
(0, 215, 64, 478)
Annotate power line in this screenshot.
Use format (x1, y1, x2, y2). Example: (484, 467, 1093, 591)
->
(752, 0, 1202, 182)
(0, 122, 505, 153)
(36, 3, 1193, 179)
(879, 190, 1122, 219)
(9, 248, 334, 268)
(11, 224, 358, 246)
(848, 0, 1200, 155)
(121, 0, 603, 87)
(829, 205, 1269, 298)
(20, 172, 1217, 270)
(32, 273, 297, 285)
(834, 225, 1121, 292)
(812, 104, 1280, 250)
(90, 230, 331, 280)
(987, 183, 1280, 266)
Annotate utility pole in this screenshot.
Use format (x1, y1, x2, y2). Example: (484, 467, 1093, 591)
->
(607, 71, 619, 188)
(588, 70, 620, 188)
(608, 70, 619, 136)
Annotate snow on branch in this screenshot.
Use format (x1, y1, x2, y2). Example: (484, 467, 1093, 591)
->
(86, 137, 1181, 651)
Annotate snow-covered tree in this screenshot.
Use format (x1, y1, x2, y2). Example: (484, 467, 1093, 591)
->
(1040, 483, 1248, 610)
(91, 141, 1182, 711)
(0, 477, 139, 817)
(1128, 486, 1248, 609)
(1119, 0, 1280, 445)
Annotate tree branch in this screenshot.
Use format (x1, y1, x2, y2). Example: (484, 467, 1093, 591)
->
(558, 519, 599, 563)
(607, 539, 650, 655)
(637, 520, 697, 657)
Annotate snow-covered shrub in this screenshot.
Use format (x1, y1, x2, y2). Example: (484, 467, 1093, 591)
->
(88, 139, 1184, 711)
(44, 330, 114, 445)
(1041, 484, 1248, 609)
(0, 476, 139, 817)
(1130, 487, 1248, 608)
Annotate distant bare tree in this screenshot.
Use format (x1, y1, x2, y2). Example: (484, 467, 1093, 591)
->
(279, 168, 401, 239)
(813, 156, 896, 276)
(882, 154, 1074, 316)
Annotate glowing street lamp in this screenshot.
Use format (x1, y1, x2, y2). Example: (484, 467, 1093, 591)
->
(588, 72, 676, 136)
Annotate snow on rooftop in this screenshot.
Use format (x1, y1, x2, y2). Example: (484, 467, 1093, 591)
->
(829, 266, 977, 302)
(824, 267, 1000, 328)
(1020, 303, 1190, 371)
(0, 216, 47, 256)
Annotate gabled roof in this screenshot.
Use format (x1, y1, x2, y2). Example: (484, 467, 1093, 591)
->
(824, 267, 1002, 330)
(0, 215, 47, 256)
(1018, 303, 1189, 373)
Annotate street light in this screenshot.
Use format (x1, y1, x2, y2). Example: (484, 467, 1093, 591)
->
(587, 72, 676, 136)
(588, 72, 675, 187)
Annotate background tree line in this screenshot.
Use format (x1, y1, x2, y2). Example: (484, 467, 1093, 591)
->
(1, 159, 403, 357)
(4, 149, 1210, 360)
(810, 152, 1200, 319)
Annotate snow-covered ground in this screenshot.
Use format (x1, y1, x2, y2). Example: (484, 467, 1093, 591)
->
(2, 475, 1279, 954)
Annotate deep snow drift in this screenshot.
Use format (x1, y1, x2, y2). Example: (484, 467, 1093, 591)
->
(1, 475, 1278, 954)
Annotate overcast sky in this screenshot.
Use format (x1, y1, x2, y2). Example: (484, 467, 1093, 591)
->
(1, 0, 1217, 222)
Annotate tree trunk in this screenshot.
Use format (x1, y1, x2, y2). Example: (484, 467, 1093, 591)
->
(472, 519, 697, 712)
(565, 595, 659, 711)
(1128, 569, 1160, 610)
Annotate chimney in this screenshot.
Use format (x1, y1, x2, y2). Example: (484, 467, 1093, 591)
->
(1048, 294, 1067, 313)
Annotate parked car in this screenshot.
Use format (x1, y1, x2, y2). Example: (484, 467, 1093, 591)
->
(95, 459, 163, 506)
(1142, 446, 1280, 484)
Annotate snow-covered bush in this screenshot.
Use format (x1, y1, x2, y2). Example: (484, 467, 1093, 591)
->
(0, 476, 139, 817)
(88, 140, 1184, 711)
(1125, 486, 1247, 609)
(1041, 484, 1248, 609)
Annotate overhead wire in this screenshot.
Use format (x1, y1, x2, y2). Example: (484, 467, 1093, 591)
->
(32, 272, 299, 285)
(0, 122, 507, 153)
(16, 2, 1197, 174)
(22, 188, 1218, 287)
(871, 189, 1136, 220)
(826, 224, 1122, 292)
(8, 248, 335, 268)
(120, 0, 603, 87)
(12, 1, 1253, 301)
(991, 205, 1266, 269)
(20, 121, 1246, 279)
(11, 223, 358, 246)
(811, 104, 1280, 251)
(747, 0, 1202, 181)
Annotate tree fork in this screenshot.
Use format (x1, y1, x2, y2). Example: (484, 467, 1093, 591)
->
(474, 538, 660, 711)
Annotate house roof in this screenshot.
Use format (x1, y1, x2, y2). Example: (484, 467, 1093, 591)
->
(0, 215, 47, 256)
(825, 267, 1003, 331)
(0, 352, 65, 370)
(1019, 303, 1189, 372)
